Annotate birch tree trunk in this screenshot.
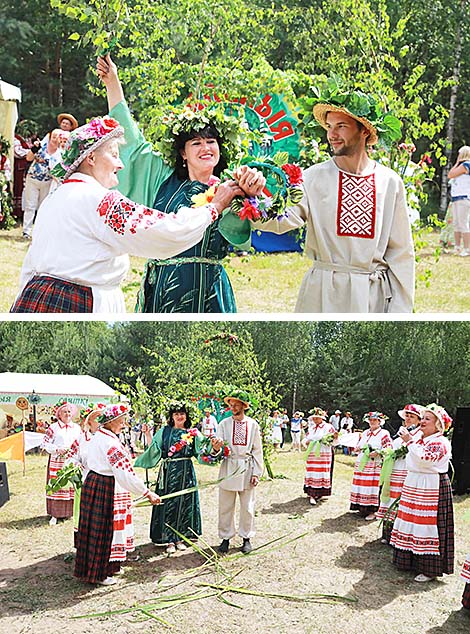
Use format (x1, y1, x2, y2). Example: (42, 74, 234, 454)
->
(440, 1, 466, 214)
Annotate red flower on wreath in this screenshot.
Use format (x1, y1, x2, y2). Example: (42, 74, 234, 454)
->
(239, 198, 261, 221)
(281, 163, 303, 185)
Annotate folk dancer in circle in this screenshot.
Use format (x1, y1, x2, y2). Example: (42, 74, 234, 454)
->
(461, 553, 470, 609)
(375, 403, 423, 543)
(135, 402, 218, 554)
(74, 404, 160, 585)
(66, 403, 106, 545)
(390, 404, 454, 583)
(302, 407, 337, 505)
(349, 411, 392, 519)
(41, 400, 81, 525)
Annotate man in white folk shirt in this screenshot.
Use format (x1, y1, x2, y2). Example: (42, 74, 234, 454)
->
(211, 390, 264, 555)
(200, 407, 218, 437)
(329, 409, 341, 432)
(251, 82, 415, 313)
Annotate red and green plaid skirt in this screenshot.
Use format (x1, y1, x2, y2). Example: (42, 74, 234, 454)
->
(10, 275, 93, 313)
(392, 473, 454, 577)
(463, 583, 470, 609)
(74, 471, 120, 584)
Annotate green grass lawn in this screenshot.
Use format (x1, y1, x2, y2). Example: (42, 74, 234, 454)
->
(1, 225, 469, 313)
(0, 450, 469, 633)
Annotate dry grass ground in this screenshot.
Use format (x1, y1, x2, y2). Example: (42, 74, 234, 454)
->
(0, 450, 469, 634)
(1, 225, 470, 313)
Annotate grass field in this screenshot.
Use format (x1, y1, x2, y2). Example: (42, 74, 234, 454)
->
(0, 449, 469, 633)
(1, 225, 470, 313)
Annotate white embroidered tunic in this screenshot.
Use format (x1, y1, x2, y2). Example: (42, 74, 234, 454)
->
(17, 173, 218, 312)
(252, 159, 415, 313)
(216, 416, 264, 491)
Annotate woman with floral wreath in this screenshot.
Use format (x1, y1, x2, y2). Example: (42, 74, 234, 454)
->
(97, 54, 265, 313)
(40, 400, 81, 525)
(375, 403, 423, 543)
(349, 411, 393, 520)
(74, 404, 161, 585)
(302, 407, 337, 505)
(390, 404, 454, 583)
(135, 402, 218, 554)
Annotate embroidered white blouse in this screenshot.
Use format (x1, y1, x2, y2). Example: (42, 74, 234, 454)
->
(17, 173, 218, 312)
(85, 427, 149, 496)
(41, 421, 81, 455)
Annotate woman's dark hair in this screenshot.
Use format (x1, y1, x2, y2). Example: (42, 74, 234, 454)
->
(167, 404, 191, 429)
(174, 124, 228, 180)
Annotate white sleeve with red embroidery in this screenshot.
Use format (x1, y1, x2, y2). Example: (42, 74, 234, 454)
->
(95, 190, 218, 259)
(40, 427, 57, 454)
(106, 445, 149, 496)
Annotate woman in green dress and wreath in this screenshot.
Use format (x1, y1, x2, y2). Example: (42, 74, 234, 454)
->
(134, 402, 218, 554)
(97, 55, 265, 313)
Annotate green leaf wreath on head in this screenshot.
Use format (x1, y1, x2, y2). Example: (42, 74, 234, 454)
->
(299, 75, 402, 150)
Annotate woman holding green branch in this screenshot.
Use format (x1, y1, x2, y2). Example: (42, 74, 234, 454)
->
(375, 404, 423, 543)
(135, 402, 218, 554)
(349, 412, 392, 520)
(302, 407, 337, 506)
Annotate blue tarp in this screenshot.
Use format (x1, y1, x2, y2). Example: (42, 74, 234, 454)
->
(251, 230, 303, 253)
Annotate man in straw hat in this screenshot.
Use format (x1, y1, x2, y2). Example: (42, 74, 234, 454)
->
(56, 113, 79, 132)
(251, 80, 415, 313)
(211, 389, 264, 554)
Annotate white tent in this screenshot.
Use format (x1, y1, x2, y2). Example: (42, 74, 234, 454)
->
(0, 79, 22, 173)
(0, 371, 116, 410)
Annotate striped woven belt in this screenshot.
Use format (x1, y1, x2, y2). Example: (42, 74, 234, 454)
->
(150, 257, 221, 266)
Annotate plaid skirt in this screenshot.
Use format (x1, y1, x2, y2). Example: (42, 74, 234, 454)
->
(74, 471, 119, 583)
(10, 275, 93, 313)
(392, 473, 454, 577)
(463, 583, 470, 610)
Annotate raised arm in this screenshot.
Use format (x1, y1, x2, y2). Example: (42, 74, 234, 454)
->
(96, 54, 124, 111)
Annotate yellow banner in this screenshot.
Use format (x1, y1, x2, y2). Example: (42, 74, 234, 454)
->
(0, 431, 25, 462)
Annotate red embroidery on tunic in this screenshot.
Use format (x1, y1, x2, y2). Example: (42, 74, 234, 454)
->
(337, 171, 376, 239)
(232, 419, 248, 446)
(97, 191, 165, 235)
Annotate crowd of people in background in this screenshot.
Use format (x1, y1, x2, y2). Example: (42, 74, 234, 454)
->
(2, 395, 468, 609)
(11, 113, 78, 238)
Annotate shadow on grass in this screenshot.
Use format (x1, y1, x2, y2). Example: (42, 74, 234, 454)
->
(333, 539, 440, 611)
(260, 495, 312, 517)
(313, 511, 366, 535)
(0, 543, 210, 616)
(426, 608, 470, 633)
(0, 515, 51, 530)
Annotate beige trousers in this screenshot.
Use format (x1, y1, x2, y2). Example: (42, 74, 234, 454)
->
(218, 487, 256, 540)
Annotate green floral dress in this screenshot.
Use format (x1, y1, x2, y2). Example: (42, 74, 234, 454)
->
(134, 426, 211, 545)
(109, 100, 237, 313)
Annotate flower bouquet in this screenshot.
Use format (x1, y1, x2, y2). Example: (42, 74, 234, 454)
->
(200, 442, 231, 464)
(305, 432, 336, 458)
(192, 151, 304, 224)
(167, 427, 200, 457)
